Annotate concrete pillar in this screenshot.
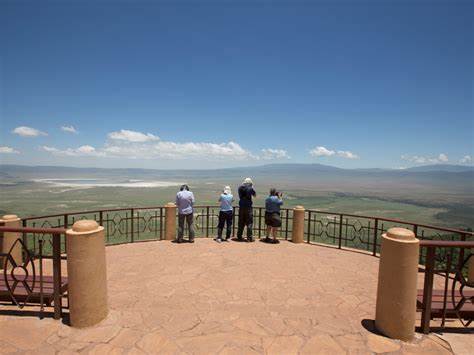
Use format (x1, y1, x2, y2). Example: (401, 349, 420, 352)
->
(66, 220, 108, 327)
(164, 202, 177, 241)
(375, 227, 419, 341)
(292, 206, 305, 243)
(1, 215, 23, 268)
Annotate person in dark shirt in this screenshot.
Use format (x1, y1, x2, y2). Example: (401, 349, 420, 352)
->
(237, 177, 256, 242)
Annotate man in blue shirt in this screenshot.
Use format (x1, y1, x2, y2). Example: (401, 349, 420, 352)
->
(264, 188, 283, 244)
(176, 184, 195, 243)
(237, 177, 256, 242)
(216, 186, 234, 242)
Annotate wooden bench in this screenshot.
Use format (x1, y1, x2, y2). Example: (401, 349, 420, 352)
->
(417, 289, 474, 321)
(0, 275, 68, 305)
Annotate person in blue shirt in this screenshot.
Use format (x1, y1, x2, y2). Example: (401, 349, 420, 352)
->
(264, 188, 283, 244)
(237, 177, 256, 242)
(216, 186, 234, 243)
(175, 184, 195, 243)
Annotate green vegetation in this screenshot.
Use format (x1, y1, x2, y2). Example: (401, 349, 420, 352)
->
(0, 164, 472, 230)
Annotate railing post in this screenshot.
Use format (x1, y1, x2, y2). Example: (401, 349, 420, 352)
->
(232, 207, 237, 238)
(375, 228, 419, 341)
(0, 215, 23, 268)
(206, 206, 210, 237)
(338, 214, 343, 249)
(159, 208, 164, 240)
(420, 246, 435, 334)
(164, 203, 177, 241)
(130, 208, 135, 243)
(66, 220, 108, 327)
(306, 211, 311, 243)
(292, 206, 305, 243)
(372, 218, 379, 256)
(52, 233, 62, 320)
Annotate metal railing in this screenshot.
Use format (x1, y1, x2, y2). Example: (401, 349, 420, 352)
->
(21, 205, 473, 253)
(0, 226, 67, 320)
(419, 240, 474, 333)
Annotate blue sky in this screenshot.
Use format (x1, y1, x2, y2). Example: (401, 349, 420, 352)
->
(1, 0, 472, 169)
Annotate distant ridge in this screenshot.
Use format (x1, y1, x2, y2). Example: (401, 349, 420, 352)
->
(0, 163, 473, 173)
(404, 164, 474, 173)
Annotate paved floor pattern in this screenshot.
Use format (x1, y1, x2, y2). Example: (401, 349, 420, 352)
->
(0, 239, 465, 354)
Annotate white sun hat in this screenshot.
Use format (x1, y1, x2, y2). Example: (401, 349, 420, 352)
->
(243, 177, 253, 185)
(224, 186, 232, 194)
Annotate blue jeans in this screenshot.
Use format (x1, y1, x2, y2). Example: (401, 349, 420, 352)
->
(217, 210, 233, 239)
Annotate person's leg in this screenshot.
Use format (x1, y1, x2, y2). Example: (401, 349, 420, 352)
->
(177, 214, 185, 242)
(237, 208, 245, 240)
(217, 211, 225, 240)
(246, 208, 254, 241)
(187, 213, 195, 242)
(265, 225, 272, 242)
(225, 211, 233, 240)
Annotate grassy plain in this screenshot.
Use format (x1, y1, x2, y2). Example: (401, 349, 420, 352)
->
(0, 164, 472, 230)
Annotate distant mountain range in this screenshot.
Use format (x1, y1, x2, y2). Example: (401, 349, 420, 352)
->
(1, 163, 473, 174)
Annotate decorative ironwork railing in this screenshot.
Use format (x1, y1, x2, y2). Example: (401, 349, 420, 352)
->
(22, 206, 472, 255)
(0, 226, 67, 320)
(418, 240, 474, 333)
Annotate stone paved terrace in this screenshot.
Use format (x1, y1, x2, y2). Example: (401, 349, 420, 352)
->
(0, 239, 472, 354)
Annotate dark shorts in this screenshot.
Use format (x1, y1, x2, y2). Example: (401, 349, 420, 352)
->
(265, 212, 282, 228)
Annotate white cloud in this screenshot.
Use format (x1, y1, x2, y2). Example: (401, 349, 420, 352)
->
(108, 129, 159, 143)
(104, 141, 255, 160)
(310, 146, 359, 159)
(460, 155, 472, 164)
(0, 146, 19, 154)
(438, 153, 448, 162)
(41, 129, 287, 161)
(12, 126, 47, 137)
(337, 150, 359, 159)
(61, 125, 78, 134)
(41, 140, 256, 161)
(41, 145, 104, 157)
(309, 146, 335, 157)
(402, 153, 449, 165)
(261, 148, 290, 160)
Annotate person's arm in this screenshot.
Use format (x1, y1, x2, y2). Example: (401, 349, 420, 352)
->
(252, 188, 256, 197)
(218, 194, 222, 203)
(175, 193, 179, 206)
(190, 192, 195, 205)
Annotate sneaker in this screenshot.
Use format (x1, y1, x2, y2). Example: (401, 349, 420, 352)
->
(217, 238, 222, 243)
(189, 239, 194, 243)
(176, 239, 183, 244)
(247, 236, 254, 242)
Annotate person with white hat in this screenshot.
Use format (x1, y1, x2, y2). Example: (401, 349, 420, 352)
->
(216, 186, 234, 242)
(236, 177, 256, 242)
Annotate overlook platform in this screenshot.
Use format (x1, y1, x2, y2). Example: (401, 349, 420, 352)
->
(0, 238, 467, 354)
